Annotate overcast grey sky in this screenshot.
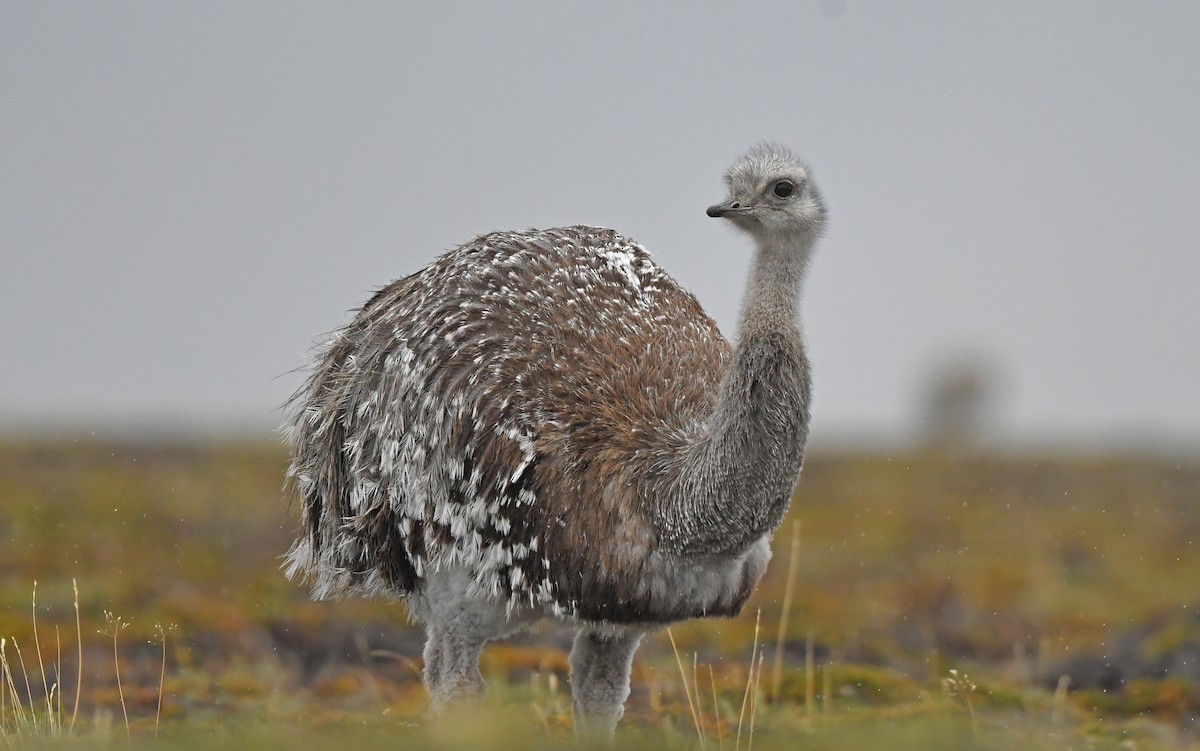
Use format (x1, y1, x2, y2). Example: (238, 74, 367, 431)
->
(3, 2, 1198, 448)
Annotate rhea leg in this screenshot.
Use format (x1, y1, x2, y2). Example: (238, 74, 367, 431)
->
(568, 627, 645, 738)
(422, 622, 488, 711)
(412, 567, 534, 713)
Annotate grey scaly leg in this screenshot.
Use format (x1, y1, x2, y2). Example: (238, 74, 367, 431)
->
(568, 627, 645, 738)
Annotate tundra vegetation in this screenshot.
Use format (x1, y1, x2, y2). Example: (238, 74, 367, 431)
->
(2, 438, 1198, 749)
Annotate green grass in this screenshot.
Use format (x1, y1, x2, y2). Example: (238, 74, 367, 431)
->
(2, 438, 1199, 748)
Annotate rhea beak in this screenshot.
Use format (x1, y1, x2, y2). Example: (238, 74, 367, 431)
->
(706, 200, 750, 218)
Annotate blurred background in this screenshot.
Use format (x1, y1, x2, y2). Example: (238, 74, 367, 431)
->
(3, 1, 1198, 451)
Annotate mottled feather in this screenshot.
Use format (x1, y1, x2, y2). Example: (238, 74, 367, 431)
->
(284, 226, 731, 617)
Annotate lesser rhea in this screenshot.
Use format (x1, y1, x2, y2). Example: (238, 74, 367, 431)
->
(284, 143, 827, 736)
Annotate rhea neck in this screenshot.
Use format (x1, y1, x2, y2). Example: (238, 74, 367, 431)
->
(664, 223, 817, 555)
(735, 225, 814, 338)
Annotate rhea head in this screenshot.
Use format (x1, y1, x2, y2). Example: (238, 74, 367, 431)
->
(706, 143, 827, 242)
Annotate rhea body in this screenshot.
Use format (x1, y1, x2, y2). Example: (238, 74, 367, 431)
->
(284, 143, 826, 734)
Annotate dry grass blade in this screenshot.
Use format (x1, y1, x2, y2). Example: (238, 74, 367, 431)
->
(735, 609, 761, 751)
(100, 612, 131, 741)
(54, 626, 62, 731)
(770, 521, 801, 702)
(155, 622, 178, 738)
(709, 665, 724, 751)
(71, 579, 81, 733)
(11, 641, 34, 733)
(2, 638, 33, 733)
(31, 582, 52, 730)
(693, 652, 705, 745)
(667, 628, 706, 749)
(735, 655, 754, 751)
(748, 651, 764, 751)
(1, 641, 7, 737)
(1, 633, 34, 734)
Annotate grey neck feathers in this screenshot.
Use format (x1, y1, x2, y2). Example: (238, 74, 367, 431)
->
(664, 230, 816, 555)
(736, 233, 810, 336)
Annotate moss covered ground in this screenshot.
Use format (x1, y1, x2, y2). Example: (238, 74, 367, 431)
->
(2, 438, 1198, 748)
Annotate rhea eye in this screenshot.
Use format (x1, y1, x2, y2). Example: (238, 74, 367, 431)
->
(773, 180, 795, 198)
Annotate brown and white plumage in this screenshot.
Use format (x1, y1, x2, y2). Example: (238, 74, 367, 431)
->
(284, 143, 827, 735)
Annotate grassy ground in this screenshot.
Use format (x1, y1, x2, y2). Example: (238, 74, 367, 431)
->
(1, 438, 1198, 748)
